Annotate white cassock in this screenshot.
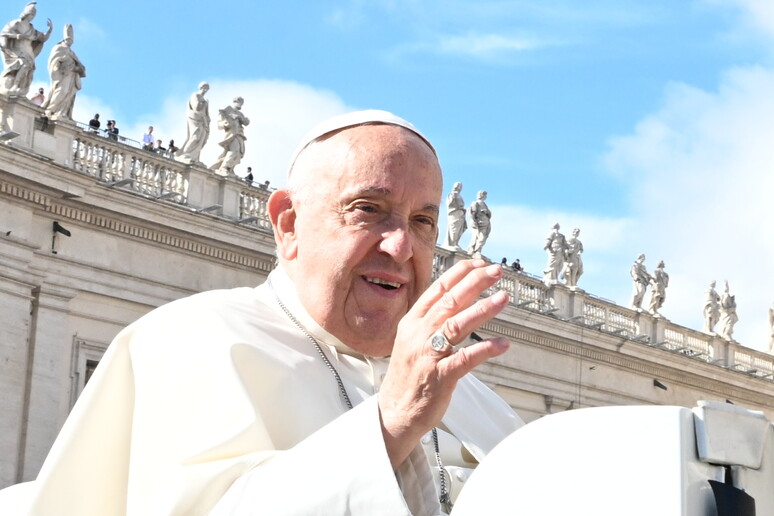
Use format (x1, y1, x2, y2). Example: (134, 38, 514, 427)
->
(0, 267, 523, 515)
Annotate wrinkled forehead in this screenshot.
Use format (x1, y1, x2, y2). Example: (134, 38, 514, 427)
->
(288, 109, 436, 178)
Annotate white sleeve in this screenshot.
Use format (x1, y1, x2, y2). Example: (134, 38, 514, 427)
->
(210, 396, 427, 516)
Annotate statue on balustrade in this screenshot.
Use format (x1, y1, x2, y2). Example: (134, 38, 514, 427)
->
(561, 227, 583, 288)
(647, 260, 668, 315)
(444, 181, 466, 249)
(466, 190, 491, 258)
(629, 254, 651, 310)
(177, 82, 210, 164)
(717, 281, 738, 341)
(702, 280, 720, 334)
(41, 24, 85, 120)
(212, 96, 250, 176)
(542, 223, 566, 287)
(0, 2, 52, 96)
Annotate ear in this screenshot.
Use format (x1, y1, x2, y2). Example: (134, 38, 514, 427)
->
(268, 189, 298, 260)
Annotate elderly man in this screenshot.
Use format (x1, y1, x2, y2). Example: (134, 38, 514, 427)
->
(0, 110, 521, 515)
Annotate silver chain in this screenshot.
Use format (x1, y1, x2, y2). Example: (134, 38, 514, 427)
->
(267, 277, 451, 512)
(268, 277, 353, 410)
(432, 427, 453, 513)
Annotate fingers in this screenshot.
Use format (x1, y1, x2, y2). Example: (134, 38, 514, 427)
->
(413, 259, 504, 324)
(441, 336, 510, 381)
(444, 289, 508, 341)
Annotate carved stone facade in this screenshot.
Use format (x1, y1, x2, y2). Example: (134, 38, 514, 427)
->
(2, 94, 774, 489)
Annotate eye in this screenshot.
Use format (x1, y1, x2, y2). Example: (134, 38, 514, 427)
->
(343, 201, 386, 226)
(414, 216, 436, 227)
(355, 203, 378, 213)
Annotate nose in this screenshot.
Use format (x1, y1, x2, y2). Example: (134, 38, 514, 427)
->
(378, 223, 413, 263)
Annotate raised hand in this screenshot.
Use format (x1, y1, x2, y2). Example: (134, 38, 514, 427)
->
(378, 258, 510, 468)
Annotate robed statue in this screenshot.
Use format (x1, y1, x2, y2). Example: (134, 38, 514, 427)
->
(0, 2, 52, 96)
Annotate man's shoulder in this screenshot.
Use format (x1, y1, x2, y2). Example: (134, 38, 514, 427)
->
(118, 285, 300, 355)
(132, 287, 272, 331)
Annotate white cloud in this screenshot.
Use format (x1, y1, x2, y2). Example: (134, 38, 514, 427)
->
(442, 202, 635, 303)
(603, 65, 774, 351)
(393, 32, 550, 62)
(447, 64, 774, 353)
(73, 79, 354, 187)
(434, 32, 544, 58)
(705, 0, 774, 41)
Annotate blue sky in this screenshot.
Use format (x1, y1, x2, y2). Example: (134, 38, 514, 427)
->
(4, 1, 773, 350)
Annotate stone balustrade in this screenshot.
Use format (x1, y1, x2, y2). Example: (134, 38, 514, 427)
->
(3, 92, 771, 382)
(433, 247, 774, 381)
(1, 93, 272, 225)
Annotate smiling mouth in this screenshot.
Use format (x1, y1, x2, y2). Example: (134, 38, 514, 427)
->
(364, 276, 403, 290)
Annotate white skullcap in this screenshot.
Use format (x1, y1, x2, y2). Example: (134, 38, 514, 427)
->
(287, 109, 436, 177)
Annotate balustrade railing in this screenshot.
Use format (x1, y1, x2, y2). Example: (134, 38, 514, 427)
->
(429, 253, 773, 381)
(72, 136, 125, 182)
(239, 188, 272, 230)
(69, 127, 272, 223)
(733, 348, 774, 379)
(129, 154, 188, 203)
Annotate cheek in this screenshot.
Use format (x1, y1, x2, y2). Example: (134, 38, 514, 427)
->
(412, 246, 436, 290)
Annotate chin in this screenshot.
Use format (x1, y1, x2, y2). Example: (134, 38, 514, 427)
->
(348, 322, 399, 357)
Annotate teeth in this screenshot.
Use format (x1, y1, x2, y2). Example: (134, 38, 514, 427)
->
(365, 277, 402, 289)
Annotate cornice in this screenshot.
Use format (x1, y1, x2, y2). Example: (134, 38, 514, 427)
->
(482, 318, 774, 407)
(0, 178, 276, 272)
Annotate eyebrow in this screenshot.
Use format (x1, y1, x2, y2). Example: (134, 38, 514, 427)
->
(354, 186, 439, 214)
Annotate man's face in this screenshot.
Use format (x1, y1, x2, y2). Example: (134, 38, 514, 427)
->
(282, 125, 442, 356)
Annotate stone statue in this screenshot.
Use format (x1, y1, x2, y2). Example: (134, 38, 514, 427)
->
(211, 96, 249, 176)
(629, 254, 651, 310)
(542, 223, 566, 287)
(702, 281, 720, 334)
(561, 227, 584, 288)
(717, 281, 738, 341)
(444, 182, 466, 249)
(647, 260, 669, 315)
(40, 24, 85, 120)
(0, 2, 52, 96)
(466, 190, 491, 258)
(177, 82, 210, 164)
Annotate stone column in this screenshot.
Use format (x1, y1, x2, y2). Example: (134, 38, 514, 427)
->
(0, 279, 37, 488)
(0, 233, 46, 488)
(219, 175, 243, 219)
(709, 334, 728, 366)
(18, 282, 77, 482)
(634, 311, 663, 345)
(725, 340, 741, 370)
(548, 284, 583, 319)
(186, 164, 221, 212)
(0, 95, 37, 151)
